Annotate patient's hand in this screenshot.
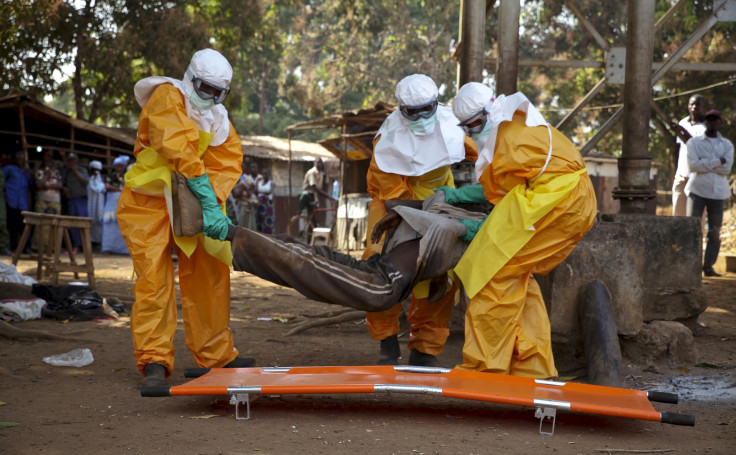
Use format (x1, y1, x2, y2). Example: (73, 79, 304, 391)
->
(372, 210, 401, 244)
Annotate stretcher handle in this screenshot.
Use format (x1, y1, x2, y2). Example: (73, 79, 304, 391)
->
(185, 368, 212, 378)
(660, 412, 696, 426)
(647, 391, 679, 404)
(140, 386, 172, 397)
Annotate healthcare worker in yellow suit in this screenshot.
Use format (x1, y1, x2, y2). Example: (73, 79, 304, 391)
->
(118, 49, 254, 389)
(365, 74, 477, 367)
(442, 82, 597, 378)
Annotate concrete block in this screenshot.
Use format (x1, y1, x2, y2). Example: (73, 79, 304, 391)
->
(620, 321, 698, 364)
(538, 214, 707, 368)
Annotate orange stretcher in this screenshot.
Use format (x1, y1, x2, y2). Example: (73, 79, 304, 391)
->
(141, 365, 695, 434)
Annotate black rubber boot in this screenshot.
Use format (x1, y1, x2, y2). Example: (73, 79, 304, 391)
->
(377, 335, 400, 365)
(225, 357, 256, 368)
(140, 363, 167, 389)
(408, 349, 438, 367)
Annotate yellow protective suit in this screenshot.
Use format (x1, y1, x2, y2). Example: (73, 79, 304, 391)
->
(364, 136, 477, 356)
(117, 84, 243, 376)
(454, 112, 596, 377)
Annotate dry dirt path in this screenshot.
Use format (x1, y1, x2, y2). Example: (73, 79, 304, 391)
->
(0, 254, 734, 454)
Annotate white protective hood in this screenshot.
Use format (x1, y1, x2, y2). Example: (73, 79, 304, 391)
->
(474, 92, 549, 181)
(133, 49, 232, 146)
(452, 82, 494, 123)
(373, 105, 467, 176)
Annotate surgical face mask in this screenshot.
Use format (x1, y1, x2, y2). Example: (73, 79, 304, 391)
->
(472, 119, 492, 141)
(470, 119, 492, 150)
(189, 91, 215, 111)
(406, 111, 438, 133)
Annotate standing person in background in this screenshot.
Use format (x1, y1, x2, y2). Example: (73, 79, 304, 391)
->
(3, 151, 34, 254)
(231, 161, 259, 230)
(87, 160, 106, 246)
(62, 152, 89, 253)
(118, 48, 254, 389)
(101, 156, 129, 254)
(685, 109, 734, 277)
(0, 170, 11, 255)
(364, 74, 477, 367)
(670, 95, 706, 216)
(33, 152, 63, 252)
(297, 158, 331, 224)
(255, 167, 275, 234)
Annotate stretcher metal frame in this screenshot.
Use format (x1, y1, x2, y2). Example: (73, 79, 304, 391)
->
(141, 365, 695, 435)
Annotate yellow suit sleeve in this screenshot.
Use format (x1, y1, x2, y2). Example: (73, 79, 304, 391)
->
(202, 123, 243, 203)
(463, 136, 478, 163)
(139, 84, 206, 179)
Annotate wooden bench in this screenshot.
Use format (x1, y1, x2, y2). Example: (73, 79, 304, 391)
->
(11, 211, 96, 287)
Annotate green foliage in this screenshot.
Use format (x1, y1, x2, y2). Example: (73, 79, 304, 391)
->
(280, 0, 460, 117)
(0, 1, 75, 97)
(2, 0, 734, 189)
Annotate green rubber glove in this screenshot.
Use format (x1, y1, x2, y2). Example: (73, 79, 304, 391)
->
(459, 218, 487, 242)
(186, 173, 231, 241)
(435, 184, 486, 205)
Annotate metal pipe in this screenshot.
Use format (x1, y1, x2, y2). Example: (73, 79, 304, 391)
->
(617, 0, 656, 214)
(577, 280, 624, 387)
(496, 0, 520, 95)
(621, 0, 655, 160)
(458, 0, 487, 86)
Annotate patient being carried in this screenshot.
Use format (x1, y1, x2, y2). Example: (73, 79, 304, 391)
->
(228, 192, 487, 312)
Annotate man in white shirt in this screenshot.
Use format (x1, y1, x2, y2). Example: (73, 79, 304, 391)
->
(685, 109, 734, 277)
(297, 158, 331, 219)
(670, 95, 706, 216)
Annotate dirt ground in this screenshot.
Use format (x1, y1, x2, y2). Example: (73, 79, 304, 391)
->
(1, 250, 735, 455)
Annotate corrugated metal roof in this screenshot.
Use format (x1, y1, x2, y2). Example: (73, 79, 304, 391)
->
(286, 102, 394, 131)
(240, 135, 335, 162)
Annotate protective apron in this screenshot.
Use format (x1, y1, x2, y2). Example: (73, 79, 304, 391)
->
(118, 83, 243, 375)
(454, 112, 596, 377)
(364, 109, 476, 356)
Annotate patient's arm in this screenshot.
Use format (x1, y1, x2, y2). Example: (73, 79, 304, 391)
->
(384, 199, 423, 211)
(371, 200, 424, 244)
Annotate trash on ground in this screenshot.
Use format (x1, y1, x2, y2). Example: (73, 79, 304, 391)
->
(43, 348, 94, 367)
(0, 298, 45, 321)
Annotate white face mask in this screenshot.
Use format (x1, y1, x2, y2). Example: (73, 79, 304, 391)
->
(189, 91, 215, 111)
(471, 119, 494, 150)
(407, 111, 438, 133)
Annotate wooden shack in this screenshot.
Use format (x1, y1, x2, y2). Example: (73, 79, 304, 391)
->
(239, 135, 338, 234)
(0, 94, 135, 167)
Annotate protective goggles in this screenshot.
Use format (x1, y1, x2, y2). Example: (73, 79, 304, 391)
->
(191, 77, 231, 105)
(399, 100, 439, 121)
(458, 108, 488, 135)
